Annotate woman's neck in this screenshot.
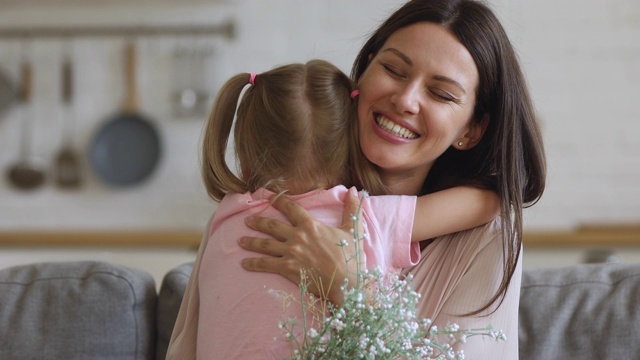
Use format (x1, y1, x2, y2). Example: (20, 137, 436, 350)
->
(380, 168, 429, 196)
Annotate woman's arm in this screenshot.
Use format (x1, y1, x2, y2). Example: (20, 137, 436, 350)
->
(239, 188, 362, 305)
(412, 186, 500, 242)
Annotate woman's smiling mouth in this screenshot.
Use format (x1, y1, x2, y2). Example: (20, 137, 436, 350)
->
(375, 114, 419, 139)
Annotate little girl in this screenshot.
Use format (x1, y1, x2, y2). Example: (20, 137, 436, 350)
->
(193, 60, 498, 359)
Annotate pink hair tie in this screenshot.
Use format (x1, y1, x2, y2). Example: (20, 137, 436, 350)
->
(350, 90, 360, 100)
(249, 73, 257, 85)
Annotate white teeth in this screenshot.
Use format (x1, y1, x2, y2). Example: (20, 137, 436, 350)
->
(375, 115, 418, 139)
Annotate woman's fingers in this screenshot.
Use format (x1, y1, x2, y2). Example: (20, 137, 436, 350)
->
(270, 194, 312, 226)
(342, 187, 365, 237)
(238, 236, 287, 257)
(341, 187, 360, 229)
(238, 191, 364, 305)
(342, 187, 366, 270)
(245, 214, 292, 241)
(240, 256, 301, 283)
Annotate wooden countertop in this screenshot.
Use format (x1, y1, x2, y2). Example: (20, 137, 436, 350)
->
(523, 224, 640, 247)
(0, 230, 204, 248)
(0, 224, 638, 248)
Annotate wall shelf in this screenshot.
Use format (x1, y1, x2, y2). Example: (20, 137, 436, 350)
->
(0, 20, 235, 40)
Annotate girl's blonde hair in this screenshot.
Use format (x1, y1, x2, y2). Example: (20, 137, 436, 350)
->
(202, 59, 385, 202)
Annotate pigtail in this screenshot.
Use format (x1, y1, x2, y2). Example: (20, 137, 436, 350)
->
(201, 73, 253, 202)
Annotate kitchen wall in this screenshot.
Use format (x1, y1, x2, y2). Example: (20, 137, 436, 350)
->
(1, 0, 639, 280)
(0, 0, 413, 231)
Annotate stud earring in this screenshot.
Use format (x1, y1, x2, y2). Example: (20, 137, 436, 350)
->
(457, 141, 464, 147)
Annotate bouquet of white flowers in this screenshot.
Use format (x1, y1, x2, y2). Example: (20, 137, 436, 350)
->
(278, 193, 506, 360)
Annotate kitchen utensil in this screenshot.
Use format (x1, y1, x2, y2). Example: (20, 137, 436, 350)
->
(88, 41, 161, 187)
(6, 59, 46, 190)
(171, 39, 210, 118)
(0, 65, 17, 118)
(53, 49, 82, 189)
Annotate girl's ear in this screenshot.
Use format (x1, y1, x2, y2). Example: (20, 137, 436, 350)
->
(454, 114, 490, 150)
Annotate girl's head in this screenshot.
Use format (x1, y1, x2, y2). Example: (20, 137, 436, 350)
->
(203, 59, 370, 201)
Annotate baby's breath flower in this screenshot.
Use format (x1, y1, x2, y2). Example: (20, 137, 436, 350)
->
(280, 193, 506, 359)
(307, 328, 318, 339)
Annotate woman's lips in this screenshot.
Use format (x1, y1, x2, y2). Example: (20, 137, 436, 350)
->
(375, 113, 419, 139)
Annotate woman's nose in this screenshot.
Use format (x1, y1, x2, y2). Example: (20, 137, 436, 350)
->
(392, 83, 421, 114)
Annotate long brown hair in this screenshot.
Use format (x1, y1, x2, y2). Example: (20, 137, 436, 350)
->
(202, 59, 384, 201)
(352, 0, 546, 314)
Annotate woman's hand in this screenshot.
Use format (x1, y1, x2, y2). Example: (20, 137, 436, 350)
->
(238, 188, 362, 305)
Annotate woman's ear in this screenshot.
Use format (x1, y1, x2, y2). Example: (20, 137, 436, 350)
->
(454, 114, 490, 150)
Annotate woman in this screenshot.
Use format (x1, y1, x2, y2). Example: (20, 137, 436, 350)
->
(168, 0, 545, 358)
(196, 60, 499, 359)
(238, 0, 545, 358)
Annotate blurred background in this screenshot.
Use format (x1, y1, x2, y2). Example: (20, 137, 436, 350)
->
(0, 0, 638, 285)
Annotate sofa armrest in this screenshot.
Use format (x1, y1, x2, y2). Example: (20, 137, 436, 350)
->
(0, 261, 157, 360)
(519, 263, 640, 360)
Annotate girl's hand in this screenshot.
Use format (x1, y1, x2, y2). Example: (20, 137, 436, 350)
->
(238, 188, 362, 305)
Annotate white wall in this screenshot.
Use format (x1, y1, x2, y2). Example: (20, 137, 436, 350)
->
(0, 0, 639, 279)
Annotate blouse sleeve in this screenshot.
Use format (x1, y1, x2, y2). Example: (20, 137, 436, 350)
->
(365, 194, 420, 271)
(406, 219, 521, 359)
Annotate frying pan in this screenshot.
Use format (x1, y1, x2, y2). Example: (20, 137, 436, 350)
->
(89, 42, 161, 187)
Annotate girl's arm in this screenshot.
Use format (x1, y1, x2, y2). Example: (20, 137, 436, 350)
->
(412, 186, 500, 242)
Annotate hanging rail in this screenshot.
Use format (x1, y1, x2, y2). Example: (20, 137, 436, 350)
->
(0, 20, 235, 40)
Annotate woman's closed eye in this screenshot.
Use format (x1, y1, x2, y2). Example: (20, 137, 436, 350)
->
(381, 62, 405, 78)
(430, 88, 459, 103)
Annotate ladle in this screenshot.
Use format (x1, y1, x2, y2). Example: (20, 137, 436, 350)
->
(6, 58, 46, 190)
(53, 45, 82, 188)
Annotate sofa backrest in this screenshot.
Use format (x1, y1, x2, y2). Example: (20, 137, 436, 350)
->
(3, 258, 639, 360)
(156, 262, 193, 360)
(0, 261, 157, 360)
(519, 263, 640, 360)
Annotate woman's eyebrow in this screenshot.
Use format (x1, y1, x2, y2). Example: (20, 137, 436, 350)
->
(381, 48, 412, 65)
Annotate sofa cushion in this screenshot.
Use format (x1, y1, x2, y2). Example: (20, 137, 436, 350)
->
(519, 263, 640, 360)
(0, 261, 157, 360)
(156, 262, 193, 360)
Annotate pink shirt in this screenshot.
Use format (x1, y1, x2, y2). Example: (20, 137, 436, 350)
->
(197, 186, 418, 359)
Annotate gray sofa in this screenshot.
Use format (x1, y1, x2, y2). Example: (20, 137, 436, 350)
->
(1, 260, 639, 360)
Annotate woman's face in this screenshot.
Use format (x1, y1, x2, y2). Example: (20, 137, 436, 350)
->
(357, 22, 481, 194)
